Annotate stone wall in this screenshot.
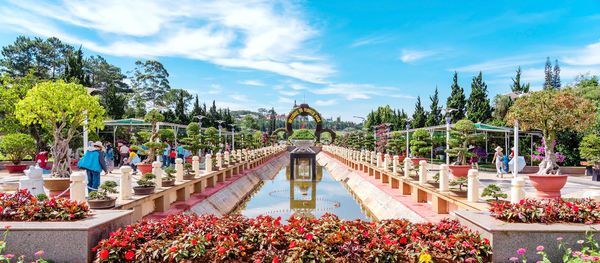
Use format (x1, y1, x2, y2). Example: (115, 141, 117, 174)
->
(317, 153, 426, 223)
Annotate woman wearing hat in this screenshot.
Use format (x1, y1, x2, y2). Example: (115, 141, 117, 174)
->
(77, 141, 108, 193)
(491, 146, 505, 178)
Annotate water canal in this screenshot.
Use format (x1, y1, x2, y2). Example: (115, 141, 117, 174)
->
(233, 158, 371, 221)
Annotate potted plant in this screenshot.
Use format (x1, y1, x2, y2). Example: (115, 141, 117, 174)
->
(183, 163, 195, 180)
(449, 177, 468, 197)
(409, 128, 432, 165)
(409, 165, 420, 181)
(162, 167, 175, 187)
(134, 173, 156, 195)
(481, 184, 508, 204)
(445, 119, 483, 178)
(579, 134, 600, 179)
(427, 173, 440, 188)
(131, 110, 167, 175)
(15, 81, 105, 198)
(181, 122, 204, 163)
(0, 133, 36, 173)
(87, 180, 118, 209)
(506, 89, 595, 199)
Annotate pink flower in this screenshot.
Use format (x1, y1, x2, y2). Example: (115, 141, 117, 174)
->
(465, 258, 475, 262)
(34, 251, 44, 256)
(509, 257, 518, 261)
(306, 233, 313, 240)
(536, 245, 544, 251)
(557, 237, 563, 241)
(577, 240, 585, 244)
(4, 254, 14, 258)
(517, 248, 526, 255)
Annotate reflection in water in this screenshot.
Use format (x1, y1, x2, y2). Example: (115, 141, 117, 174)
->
(234, 158, 371, 221)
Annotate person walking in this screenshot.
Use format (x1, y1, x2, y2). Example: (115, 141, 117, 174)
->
(492, 146, 505, 178)
(77, 141, 108, 193)
(105, 142, 115, 173)
(177, 143, 185, 162)
(118, 143, 129, 167)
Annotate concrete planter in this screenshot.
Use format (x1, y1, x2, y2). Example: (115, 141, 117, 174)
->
(410, 158, 427, 166)
(5, 164, 27, 173)
(456, 210, 600, 263)
(0, 210, 132, 263)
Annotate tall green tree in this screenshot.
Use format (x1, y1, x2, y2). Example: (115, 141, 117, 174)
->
(544, 57, 553, 90)
(492, 94, 513, 124)
(511, 67, 530, 93)
(412, 96, 427, 128)
(64, 46, 91, 86)
(268, 107, 276, 134)
(446, 72, 466, 122)
(164, 89, 192, 124)
(466, 72, 492, 123)
(426, 86, 442, 126)
(131, 60, 170, 108)
(552, 59, 561, 90)
(0, 36, 72, 79)
(101, 82, 127, 119)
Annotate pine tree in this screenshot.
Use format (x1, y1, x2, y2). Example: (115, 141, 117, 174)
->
(511, 66, 530, 93)
(446, 72, 466, 122)
(544, 57, 553, 90)
(466, 72, 492, 123)
(426, 86, 442, 126)
(411, 96, 427, 128)
(552, 59, 561, 89)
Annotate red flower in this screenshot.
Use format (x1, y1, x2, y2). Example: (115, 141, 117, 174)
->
(289, 240, 296, 249)
(273, 256, 279, 263)
(99, 250, 109, 259)
(206, 233, 212, 240)
(191, 239, 197, 245)
(125, 251, 135, 260)
(217, 247, 226, 254)
(306, 233, 313, 240)
(519, 199, 525, 205)
(574, 206, 580, 212)
(298, 227, 305, 233)
(399, 237, 408, 244)
(169, 246, 177, 253)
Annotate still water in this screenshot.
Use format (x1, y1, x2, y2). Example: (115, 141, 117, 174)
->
(234, 159, 371, 221)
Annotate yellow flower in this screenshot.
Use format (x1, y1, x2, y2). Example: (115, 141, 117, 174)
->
(419, 252, 432, 262)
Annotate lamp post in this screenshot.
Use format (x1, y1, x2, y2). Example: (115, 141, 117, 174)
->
(353, 116, 366, 137)
(194, 115, 206, 128)
(216, 120, 225, 152)
(373, 125, 378, 152)
(229, 124, 236, 151)
(443, 108, 457, 165)
(405, 123, 410, 157)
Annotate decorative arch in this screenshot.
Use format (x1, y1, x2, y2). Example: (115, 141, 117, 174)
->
(285, 104, 333, 142)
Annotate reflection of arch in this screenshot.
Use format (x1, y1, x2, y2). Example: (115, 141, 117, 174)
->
(271, 128, 288, 139)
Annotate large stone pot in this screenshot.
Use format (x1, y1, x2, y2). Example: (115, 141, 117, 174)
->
(528, 174, 568, 199)
(43, 177, 71, 198)
(161, 179, 175, 187)
(448, 165, 472, 178)
(410, 158, 428, 166)
(5, 164, 27, 174)
(136, 163, 153, 174)
(133, 186, 155, 195)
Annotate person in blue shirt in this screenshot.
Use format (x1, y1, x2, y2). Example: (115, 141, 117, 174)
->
(77, 141, 108, 193)
(105, 142, 115, 173)
(162, 144, 171, 167)
(177, 144, 185, 162)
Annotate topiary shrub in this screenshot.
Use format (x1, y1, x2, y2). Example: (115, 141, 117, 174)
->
(409, 128, 432, 158)
(289, 129, 316, 140)
(445, 119, 484, 165)
(0, 133, 36, 165)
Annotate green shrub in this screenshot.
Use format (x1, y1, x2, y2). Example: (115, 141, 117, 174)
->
(0, 133, 35, 164)
(580, 134, 600, 163)
(137, 173, 156, 187)
(481, 184, 507, 201)
(410, 128, 432, 158)
(289, 129, 316, 140)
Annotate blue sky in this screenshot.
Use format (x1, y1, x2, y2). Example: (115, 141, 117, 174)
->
(1, 0, 600, 121)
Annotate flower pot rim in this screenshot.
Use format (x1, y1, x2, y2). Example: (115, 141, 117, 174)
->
(86, 196, 116, 201)
(527, 174, 569, 177)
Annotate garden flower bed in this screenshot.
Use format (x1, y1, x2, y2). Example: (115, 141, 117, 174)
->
(94, 213, 491, 262)
(489, 198, 600, 224)
(0, 190, 90, 221)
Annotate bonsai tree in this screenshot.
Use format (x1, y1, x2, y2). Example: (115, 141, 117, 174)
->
(132, 110, 167, 164)
(15, 80, 105, 177)
(481, 184, 507, 202)
(163, 167, 176, 180)
(137, 173, 156, 187)
(445, 119, 483, 165)
(449, 177, 468, 191)
(184, 163, 194, 175)
(204, 127, 219, 152)
(579, 134, 600, 164)
(0, 133, 36, 165)
(410, 128, 432, 158)
(181, 122, 204, 156)
(88, 181, 118, 200)
(506, 90, 595, 174)
(289, 129, 316, 140)
(387, 131, 404, 155)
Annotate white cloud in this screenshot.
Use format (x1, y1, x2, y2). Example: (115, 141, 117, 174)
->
(310, 83, 395, 100)
(279, 90, 299, 96)
(230, 93, 248, 102)
(400, 49, 437, 63)
(278, 97, 294, 104)
(351, 34, 390, 48)
(207, 84, 222, 94)
(452, 56, 543, 73)
(562, 41, 600, 66)
(315, 99, 336, 106)
(390, 94, 416, 99)
(0, 0, 335, 84)
(238, 80, 265, 86)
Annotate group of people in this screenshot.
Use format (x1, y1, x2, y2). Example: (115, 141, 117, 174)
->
(492, 146, 517, 178)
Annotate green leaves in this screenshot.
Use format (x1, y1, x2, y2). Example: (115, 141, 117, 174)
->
(0, 133, 35, 164)
(409, 128, 432, 158)
(579, 134, 600, 162)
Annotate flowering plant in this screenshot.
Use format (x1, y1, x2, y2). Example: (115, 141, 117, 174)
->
(94, 213, 491, 262)
(490, 198, 600, 224)
(0, 226, 48, 263)
(531, 140, 566, 164)
(510, 230, 600, 262)
(0, 190, 90, 221)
